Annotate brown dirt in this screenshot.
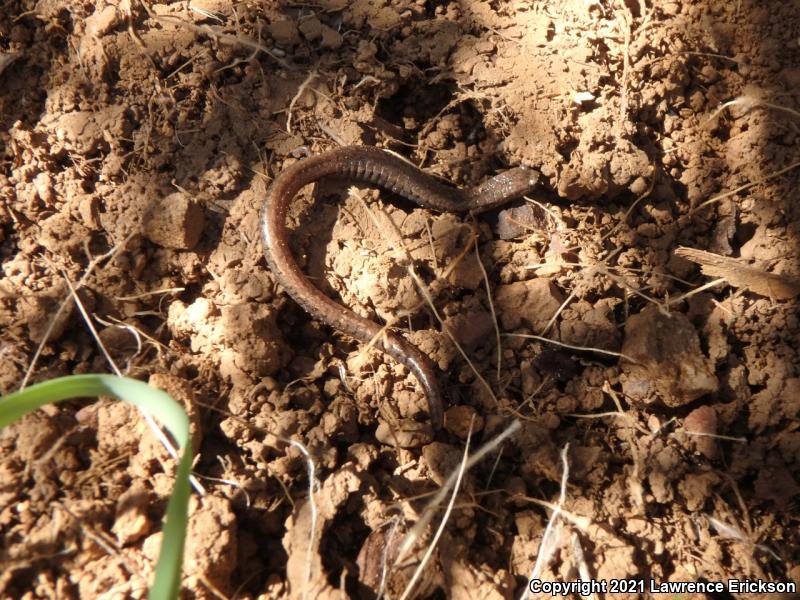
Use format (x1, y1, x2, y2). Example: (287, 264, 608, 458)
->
(2, 0, 800, 598)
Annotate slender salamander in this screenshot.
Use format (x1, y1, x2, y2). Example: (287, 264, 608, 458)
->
(261, 145, 539, 428)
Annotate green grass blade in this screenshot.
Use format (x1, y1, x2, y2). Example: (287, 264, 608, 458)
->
(0, 374, 193, 600)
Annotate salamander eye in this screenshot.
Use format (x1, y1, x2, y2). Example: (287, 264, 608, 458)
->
(515, 165, 539, 187)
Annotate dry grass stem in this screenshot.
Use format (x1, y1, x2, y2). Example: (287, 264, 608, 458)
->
(675, 246, 800, 300)
(21, 236, 131, 389)
(151, 13, 288, 67)
(665, 278, 728, 306)
(196, 574, 229, 600)
(396, 420, 521, 564)
(704, 95, 800, 128)
(407, 266, 498, 404)
(566, 411, 650, 435)
(398, 419, 474, 600)
(539, 288, 576, 337)
(190, 6, 224, 22)
(598, 172, 655, 244)
(376, 517, 401, 600)
(473, 244, 503, 383)
(502, 332, 637, 363)
(286, 70, 319, 135)
(525, 260, 697, 287)
(593, 264, 670, 313)
(706, 515, 781, 562)
(527, 197, 565, 229)
(616, 8, 632, 140)
(571, 533, 597, 600)
(677, 429, 747, 443)
(425, 219, 439, 270)
(690, 159, 800, 214)
(99, 314, 169, 353)
(93, 315, 143, 369)
(351, 193, 499, 404)
(191, 468, 252, 509)
(485, 444, 504, 491)
(115, 287, 185, 301)
(521, 443, 571, 600)
(61, 268, 207, 495)
(287, 439, 318, 600)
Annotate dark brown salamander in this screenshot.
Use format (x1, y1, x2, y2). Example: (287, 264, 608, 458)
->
(261, 145, 539, 429)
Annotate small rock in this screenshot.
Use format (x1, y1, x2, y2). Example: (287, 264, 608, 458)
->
(679, 472, 720, 511)
(533, 350, 577, 382)
(269, 19, 300, 47)
(54, 111, 103, 153)
(519, 360, 541, 396)
(572, 91, 595, 106)
(494, 278, 564, 331)
(320, 24, 342, 49)
(78, 194, 101, 230)
(347, 443, 378, 469)
(443, 310, 494, 352)
(375, 419, 433, 448)
(687, 89, 706, 112)
(495, 203, 543, 240)
(754, 459, 800, 509)
(357, 526, 405, 593)
(646, 414, 662, 433)
(780, 378, 800, 421)
(514, 511, 542, 538)
(143, 192, 204, 249)
(559, 298, 622, 351)
(113, 483, 152, 545)
(629, 176, 649, 196)
(298, 16, 322, 41)
(569, 445, 601, 479)
(683, 405, 718, 459)
(661, 2, 680, 15)
(422, 442, 463, 486)
(184, 495, 238, 590)
(444, 405, 484, 439)
(18, 294, 71, 343)
(86, 5, 120, 37)
(33, 172, 54, 204)
(621, 304, 718, 406)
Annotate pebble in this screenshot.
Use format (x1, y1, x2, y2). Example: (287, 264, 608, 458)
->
(143, 191, 205, 250)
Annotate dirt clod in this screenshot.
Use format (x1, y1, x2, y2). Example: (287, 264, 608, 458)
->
(375, 419, 434, 448)
(444, 405, 485, 439)
(494, 278, 564, 331)
(143, 192, 205, 250)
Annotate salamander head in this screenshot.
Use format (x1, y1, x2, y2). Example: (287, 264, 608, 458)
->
(522, 165, 540, 188)
(469, 165, 540, 213)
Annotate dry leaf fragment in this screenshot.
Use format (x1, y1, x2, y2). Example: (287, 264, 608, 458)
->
(675, 246, 800, 300)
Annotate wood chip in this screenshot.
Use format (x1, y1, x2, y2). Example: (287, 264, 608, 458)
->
(675, 246, 800, 299)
